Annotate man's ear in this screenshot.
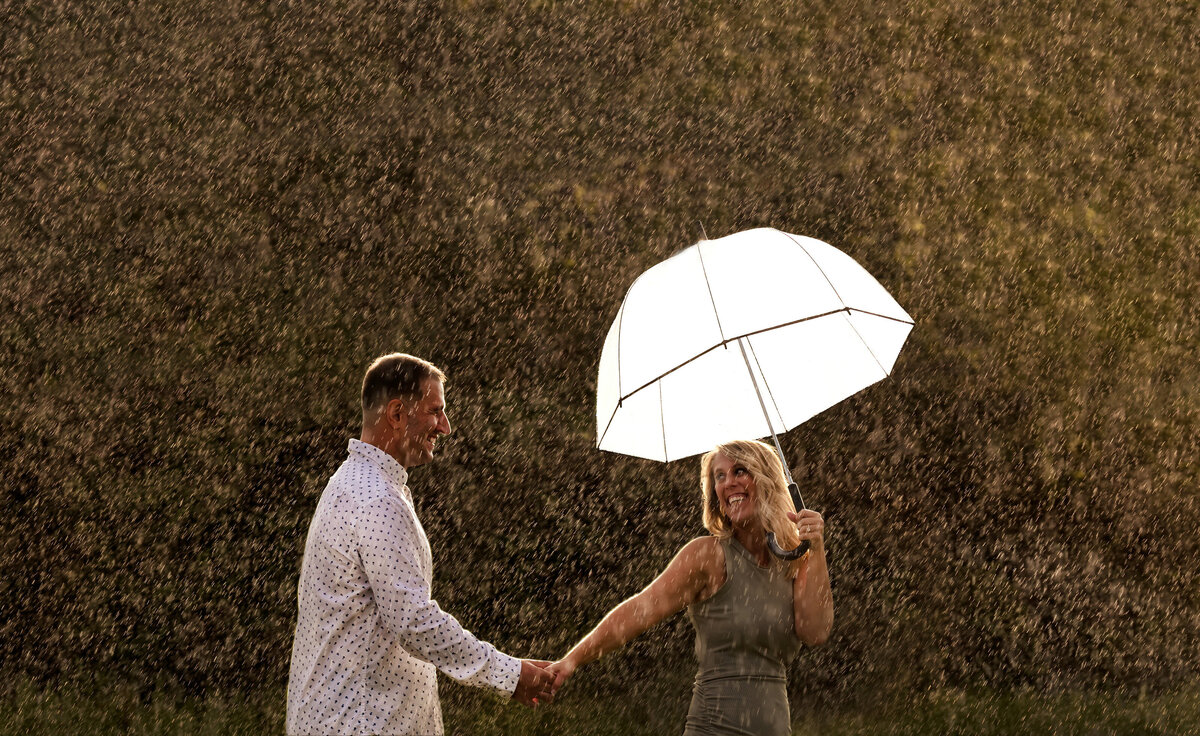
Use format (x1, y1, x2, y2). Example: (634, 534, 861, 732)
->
(385, 397, 410, 429)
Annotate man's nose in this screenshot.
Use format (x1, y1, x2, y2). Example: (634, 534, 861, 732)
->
(438, 415, 452, 435)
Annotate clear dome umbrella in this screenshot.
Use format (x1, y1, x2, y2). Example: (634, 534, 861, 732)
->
(595, 228, 914, 558)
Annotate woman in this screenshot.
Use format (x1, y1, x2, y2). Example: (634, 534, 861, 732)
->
(548, 439, 833, 735)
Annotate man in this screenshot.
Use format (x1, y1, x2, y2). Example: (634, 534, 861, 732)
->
(287, 353, 555, 735)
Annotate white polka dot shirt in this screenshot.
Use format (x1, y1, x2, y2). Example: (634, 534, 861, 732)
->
(287, 439, 521, 735)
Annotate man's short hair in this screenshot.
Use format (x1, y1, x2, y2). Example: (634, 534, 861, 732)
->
(361, 353, 447, 415)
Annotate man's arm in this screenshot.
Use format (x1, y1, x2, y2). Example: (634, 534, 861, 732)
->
(355, 493, 525, 695)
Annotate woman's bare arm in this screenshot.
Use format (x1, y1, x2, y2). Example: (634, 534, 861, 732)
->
(790, 510, 834, 645)
(549, 537, 723, 686)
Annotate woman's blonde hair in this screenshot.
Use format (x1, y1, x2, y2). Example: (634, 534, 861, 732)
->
(700, 439, 806, 574)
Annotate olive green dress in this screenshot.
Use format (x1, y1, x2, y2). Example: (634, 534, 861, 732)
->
(684, 537, 802, 736)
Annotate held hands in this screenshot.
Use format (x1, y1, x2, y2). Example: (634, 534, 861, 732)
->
(546, 658, 577, 694)
(788, 509, 825, 551)
(511, 656, 580, 708)
(512, 659, 557, 708)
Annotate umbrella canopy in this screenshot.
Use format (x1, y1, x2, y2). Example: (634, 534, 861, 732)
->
(596, 227, 914, 463)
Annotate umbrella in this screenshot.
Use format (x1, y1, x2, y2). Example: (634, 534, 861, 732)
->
(595, 227, 913, 558)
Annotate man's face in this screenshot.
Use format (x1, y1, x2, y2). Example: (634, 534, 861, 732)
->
(393, 378, 452, 468)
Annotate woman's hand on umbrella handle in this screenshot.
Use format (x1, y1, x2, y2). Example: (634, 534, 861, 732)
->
(789, 510, 825, 550)
(768, 509, 824, 560)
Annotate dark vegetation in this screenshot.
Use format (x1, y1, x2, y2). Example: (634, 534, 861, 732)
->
(2, 0, 1197, 720)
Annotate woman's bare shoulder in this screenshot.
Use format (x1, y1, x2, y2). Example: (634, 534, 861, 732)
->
(679, 536, 726, 598)
(681, 534, 722, 554)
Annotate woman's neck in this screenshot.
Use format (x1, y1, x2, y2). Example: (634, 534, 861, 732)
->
(732, 523, 770, 567)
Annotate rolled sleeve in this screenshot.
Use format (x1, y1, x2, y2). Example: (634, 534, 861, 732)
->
(355, 493, 521, 695)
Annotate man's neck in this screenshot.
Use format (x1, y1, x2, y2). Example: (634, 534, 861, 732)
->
(360, 429, 405, 467)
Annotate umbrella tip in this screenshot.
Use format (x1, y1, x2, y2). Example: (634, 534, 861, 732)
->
(697, 221, 709, 241)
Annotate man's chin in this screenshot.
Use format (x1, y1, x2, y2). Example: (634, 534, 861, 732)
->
(396, 447, 435, 468)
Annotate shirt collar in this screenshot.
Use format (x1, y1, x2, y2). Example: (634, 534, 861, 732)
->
(348, 439, 409, 490)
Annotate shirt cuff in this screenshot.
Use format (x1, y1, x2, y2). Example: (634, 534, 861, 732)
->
(495, 652, 522, 696)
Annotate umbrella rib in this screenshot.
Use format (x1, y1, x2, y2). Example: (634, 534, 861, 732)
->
(615, 300, 627, 405)
(612, 260, 666, 409)
(597, 298, 630, 450)
(618, 307, 848, 403)
(659, 381, 668, 461)
(847, 306, 914, 326)
(840, 310, 893, 379)
(840, 306, 915, 381)
(599, 288, 637, 449)
(597, 403, 618, 449)
(780, 230, 912, 379)
(781, 231, 853, 309)
(695, 240, 728, 343)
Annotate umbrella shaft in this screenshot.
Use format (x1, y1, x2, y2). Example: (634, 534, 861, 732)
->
(736, 338, 803, 509)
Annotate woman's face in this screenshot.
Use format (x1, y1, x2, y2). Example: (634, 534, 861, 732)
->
(712, 452, 759, 528)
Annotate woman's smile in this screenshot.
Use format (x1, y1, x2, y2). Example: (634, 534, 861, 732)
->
(712, 452, 758, 525)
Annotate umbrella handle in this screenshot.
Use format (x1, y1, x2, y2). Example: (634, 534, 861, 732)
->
(766, 482, 811, 560)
